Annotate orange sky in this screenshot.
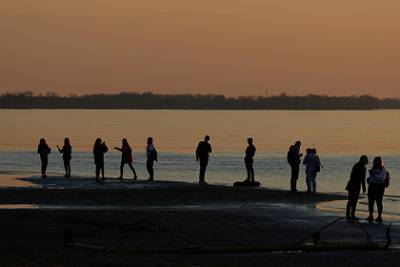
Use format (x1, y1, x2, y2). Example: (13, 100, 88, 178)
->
(1, 0, 400, 97)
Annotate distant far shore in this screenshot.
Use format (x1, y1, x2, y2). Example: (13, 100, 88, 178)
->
(1, 91, 400, 110)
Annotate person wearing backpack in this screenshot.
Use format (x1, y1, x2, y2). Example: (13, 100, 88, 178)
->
(146, 137, 157, 181)
(287, 141, 302, 193)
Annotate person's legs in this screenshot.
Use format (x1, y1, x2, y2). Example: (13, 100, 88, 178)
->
(95, 164, 100, 181)
(127, 162, 137, 179)
(346, 191, 360, 220)
(249, 162, 254, 182)
(346, 191, 354, 220)
(146, 159, 154, 181)
(367, 185, 375, 221)
(290, 164, 299, 192)
(119, 162, 125, 179)
(245, 161, 251, 181)
(100, 163, 105, 180)
(63, 159, 70, 177)
(66, 159, 71, 177)
(41, 156, 48, 178)
(376, 185, 385, 221)
(312, 173, 317, 193)
(351, 191, 360, 219)
(199, 158, 208, 184)
(306, 173, 312, 193)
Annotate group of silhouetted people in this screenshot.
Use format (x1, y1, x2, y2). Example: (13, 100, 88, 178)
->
(37, 137, 391, 222)
(37, 137, 158, 182)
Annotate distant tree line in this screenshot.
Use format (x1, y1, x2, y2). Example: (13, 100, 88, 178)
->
(1, 91, 400, 110)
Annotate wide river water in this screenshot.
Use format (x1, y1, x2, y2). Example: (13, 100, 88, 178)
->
(0, 110, 399, 217)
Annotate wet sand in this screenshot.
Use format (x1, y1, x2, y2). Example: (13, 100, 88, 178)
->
(0, 175, 399, 266)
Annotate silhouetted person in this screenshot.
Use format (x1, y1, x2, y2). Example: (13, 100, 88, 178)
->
(244, 138, 256, 182)
(37, 138, 51, 178)
(287, 141, 302, 193)
(57, 137, 72, 178)
(146, 137, 157, 181)
(303, 148, 320, 193)
(93, 138, 108, 182)
(345, 155, 368, 222)
(115, 138, 137, 180)
(366, 157, 390, 223)
(196, 135, 212, 184)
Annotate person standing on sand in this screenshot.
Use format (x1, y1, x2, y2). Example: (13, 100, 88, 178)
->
(37, 138, 51, 178)
(57, 137, 72, 178)
(196, 135, 212, 185)
(244, 137, 256, 182)
(146, 137, 157, 181)
(345, 155, 368, 222)
(93, 138, 108, 182)
(287, 141, 302, 193)
(366, 157, 390, 223)
(303, 148, 319, 193)
(115, 138, 137, 180)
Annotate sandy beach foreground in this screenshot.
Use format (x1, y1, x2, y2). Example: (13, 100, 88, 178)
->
(0, 175, 399, 266)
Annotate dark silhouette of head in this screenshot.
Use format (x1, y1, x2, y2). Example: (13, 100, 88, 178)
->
(147, 137, 153, 145)
(94, 138, 102, 147)
(372, 157, 384, 170)
(312, 148, 317, 154)
(306, 148, 312, 154)
(360, 155, 369, 165)
(204, 135, 210, 142)
(295, 141, 301, 147)
(64, 138, 70, 146)
(247, 137, 253, 145)
(122, 138, 128, 146)
(40, 138, 46, 145)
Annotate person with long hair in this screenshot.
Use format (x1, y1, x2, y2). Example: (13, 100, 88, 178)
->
(57, 137, 72, 177)
(115, 138, 137, 180)
(93, 138, 108, 182)
(37, 138, 51, 178)
(146, 137, 157, 181)
(366, 157, 390, 223)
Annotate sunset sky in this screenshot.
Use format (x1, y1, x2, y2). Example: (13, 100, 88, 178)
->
(1, 0, 400, 97)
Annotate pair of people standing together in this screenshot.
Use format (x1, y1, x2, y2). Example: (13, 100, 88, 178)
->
(195, 136, 256, 185)
(93, 137, 157, 182)
(287, 141, 322, 193)
(346, 156, 390, 223)
(38, 138, 71, 178)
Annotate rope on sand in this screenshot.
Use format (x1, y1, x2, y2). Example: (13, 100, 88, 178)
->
(63, 217, 394, 254)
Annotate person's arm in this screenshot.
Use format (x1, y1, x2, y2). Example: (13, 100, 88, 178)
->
(208, 144, 212, 154)
(385, 171, 390, 187)
(361, 177, 366, 193)
(114, 147, 122, 152)
(57, 145, 63, 153)
(103, 143, 108, 153)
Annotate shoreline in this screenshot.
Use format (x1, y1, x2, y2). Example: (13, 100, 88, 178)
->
(1, 175, 399, 266)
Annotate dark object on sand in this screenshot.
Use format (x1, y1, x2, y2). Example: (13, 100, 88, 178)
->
(234, 180, 261, 187)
